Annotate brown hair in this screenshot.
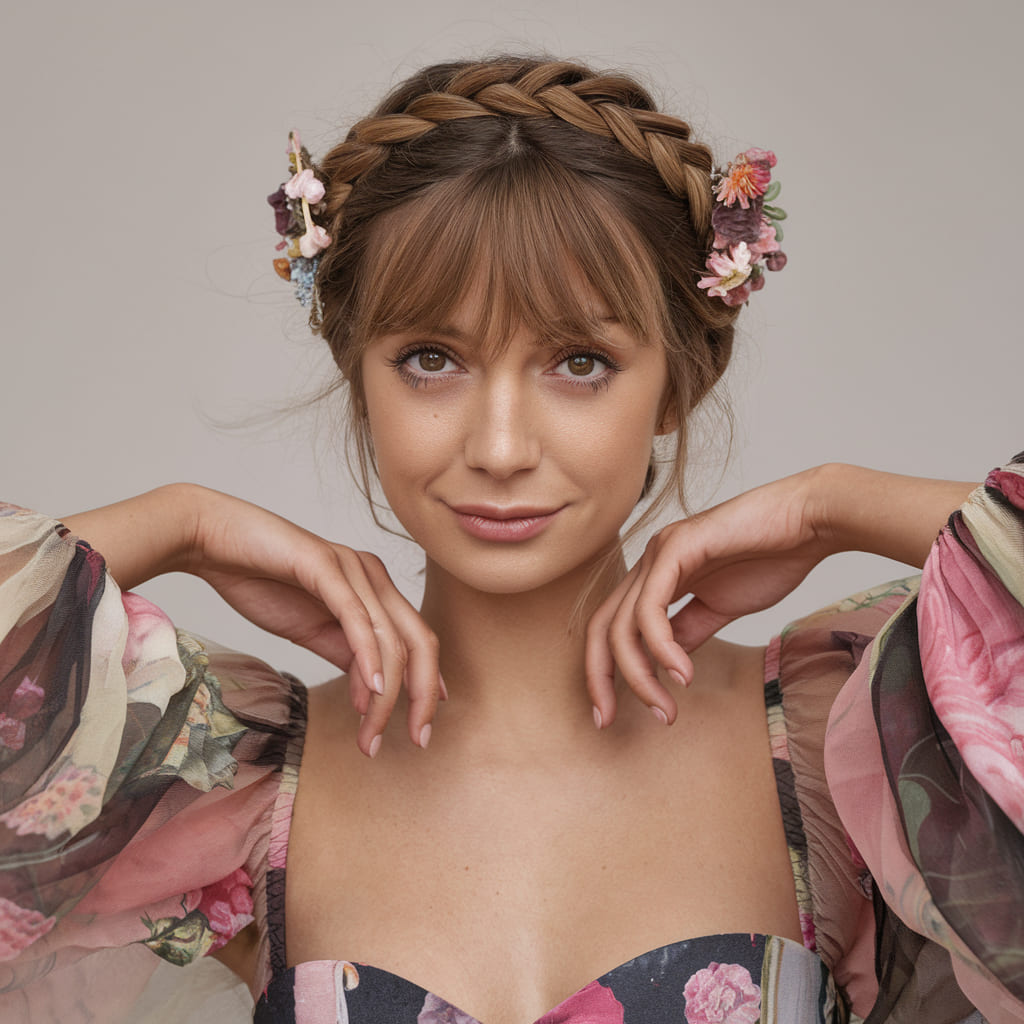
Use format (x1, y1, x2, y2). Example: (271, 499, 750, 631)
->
(306, 56, 739, 523)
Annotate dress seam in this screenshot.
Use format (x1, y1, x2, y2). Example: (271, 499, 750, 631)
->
(264, 676, 308, 979)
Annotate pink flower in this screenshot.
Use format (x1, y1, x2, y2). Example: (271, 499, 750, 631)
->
(918, 522, 1024, 831)
(197, 868, 254, 951)
(284, 168, 326, 205)
(683, 962, 761, 1024)
(8, 678, 44, 720)
(698, 242, 753, 298)
(748, 218, 780, 260)
(715, 150, 775, 209)
(0, 897, 56, 960)
(121, 592, 177, 679)
(537, 980, 624, 1024)
(299, 225, 331, 258)
(743, 147, 777, 168)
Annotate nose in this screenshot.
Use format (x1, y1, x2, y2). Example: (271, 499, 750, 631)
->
(463, 375, 542, 479)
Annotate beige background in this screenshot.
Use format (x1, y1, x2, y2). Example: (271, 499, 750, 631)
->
(2, 0, 1021, 684)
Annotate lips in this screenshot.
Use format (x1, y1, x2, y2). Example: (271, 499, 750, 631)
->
(448, 503, 563, 542)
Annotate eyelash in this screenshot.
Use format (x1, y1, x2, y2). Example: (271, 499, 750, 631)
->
(387, 344, 623, 391)
(387, 345, 461, 389)
(551, 347, 622, 392)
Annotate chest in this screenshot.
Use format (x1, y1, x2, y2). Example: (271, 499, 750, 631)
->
(280, 673, 804, 1024)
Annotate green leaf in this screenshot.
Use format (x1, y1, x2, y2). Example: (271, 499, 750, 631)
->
(762, 181, 781, 202)
(763, 204, 787, 221)
(773, 225, 784, 242)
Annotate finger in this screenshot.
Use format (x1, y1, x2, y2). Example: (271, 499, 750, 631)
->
(356, 552, 442, 748)
(606, 557, 677, 724)
(356, 630, 408, 757)
(348, 664, 371, 716)
(585, 567, 642, 728)
(670, 596, 735, 653)
(309, 551, 388, 701)
(631, 552, 698, 685)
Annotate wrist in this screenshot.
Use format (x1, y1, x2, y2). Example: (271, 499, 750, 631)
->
(61, 483, 207, 589)
(803, 462, 976, 568)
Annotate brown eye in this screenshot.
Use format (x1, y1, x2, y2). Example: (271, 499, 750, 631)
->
(567, 355, 595, 376)
(417, 351, 448, 372)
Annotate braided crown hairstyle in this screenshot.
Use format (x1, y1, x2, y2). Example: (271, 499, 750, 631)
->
(306, 56, 740, 514)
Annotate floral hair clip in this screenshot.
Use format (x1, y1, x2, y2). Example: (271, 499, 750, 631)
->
(698, 148, 787, 307)
(268, 132, 331, 307)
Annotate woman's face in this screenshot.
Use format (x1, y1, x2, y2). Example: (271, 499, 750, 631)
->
(360, 284, 674, 596)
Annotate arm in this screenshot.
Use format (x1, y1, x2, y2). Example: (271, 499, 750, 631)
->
(585, 463, 977, 726)
(61, 483, 441, 755)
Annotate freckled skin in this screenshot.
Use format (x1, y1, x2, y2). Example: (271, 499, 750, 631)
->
(360, 292, 672, 599)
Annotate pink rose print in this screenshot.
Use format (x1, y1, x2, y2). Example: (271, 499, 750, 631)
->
(121, 592, 178, 678)
(196, 868, 254, 951)
(0, 677, 46, 751)
(0, 896, 56, 960)
(8, 678, 44, 719)
(537, 980, 624, 1024)
(919, 524, 1024, 831)
(683, 962, 761, 1024)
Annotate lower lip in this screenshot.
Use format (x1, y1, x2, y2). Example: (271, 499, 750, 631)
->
(454, 510, 560, 542)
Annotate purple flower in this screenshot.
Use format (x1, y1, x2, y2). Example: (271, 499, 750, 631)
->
(712, 197, 764, 247)
(267, 186, 294, 236)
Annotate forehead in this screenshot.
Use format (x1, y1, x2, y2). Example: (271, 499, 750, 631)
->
(348, 162, 670, 353)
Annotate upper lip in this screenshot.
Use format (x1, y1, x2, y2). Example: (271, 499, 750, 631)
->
(448, 503, 563, 520)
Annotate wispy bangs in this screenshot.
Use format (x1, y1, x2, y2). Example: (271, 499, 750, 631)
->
(349, 156, 670, 353)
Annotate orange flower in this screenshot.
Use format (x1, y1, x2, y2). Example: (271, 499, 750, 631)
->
(715, 149, 775, 209)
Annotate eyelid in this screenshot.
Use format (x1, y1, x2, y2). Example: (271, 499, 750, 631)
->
(549, 344, 623, 372)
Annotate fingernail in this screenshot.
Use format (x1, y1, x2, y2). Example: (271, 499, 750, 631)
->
(438, 673, 449, 701)
(592, 706, 603, 730)
(372, 672, 385, 695)
(368, 734, 382, 758)
(650, 706, 669, 726)
(669, 668, 690, 689)
(419, 723, 432, 749)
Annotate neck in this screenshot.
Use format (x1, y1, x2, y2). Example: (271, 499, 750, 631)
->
(420, 553, 624, 739)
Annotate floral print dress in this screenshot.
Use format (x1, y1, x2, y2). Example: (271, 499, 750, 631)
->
(1, 456, 1023, 1023)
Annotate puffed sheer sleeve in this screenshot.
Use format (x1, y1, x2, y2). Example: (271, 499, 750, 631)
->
(0, 504, 307, 1022)
(825, 456, 1024, 1023)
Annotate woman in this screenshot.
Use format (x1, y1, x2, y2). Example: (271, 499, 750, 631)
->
(1, 57, 1021, 1023)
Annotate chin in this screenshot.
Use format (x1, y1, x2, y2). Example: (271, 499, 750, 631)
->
(423, 541, 616, 600)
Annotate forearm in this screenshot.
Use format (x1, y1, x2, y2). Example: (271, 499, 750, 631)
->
(60, 483, 204, 590)
(812, 463, 978, 569)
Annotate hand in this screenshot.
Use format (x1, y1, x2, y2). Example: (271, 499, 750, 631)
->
(65, 485, 442, 757)
(585, 463, 977, 727)
(585, 468, 836, 727)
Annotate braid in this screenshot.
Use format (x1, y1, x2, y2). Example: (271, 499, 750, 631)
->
(297, 55, 744, 528)
(316, 59, 716, 247)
